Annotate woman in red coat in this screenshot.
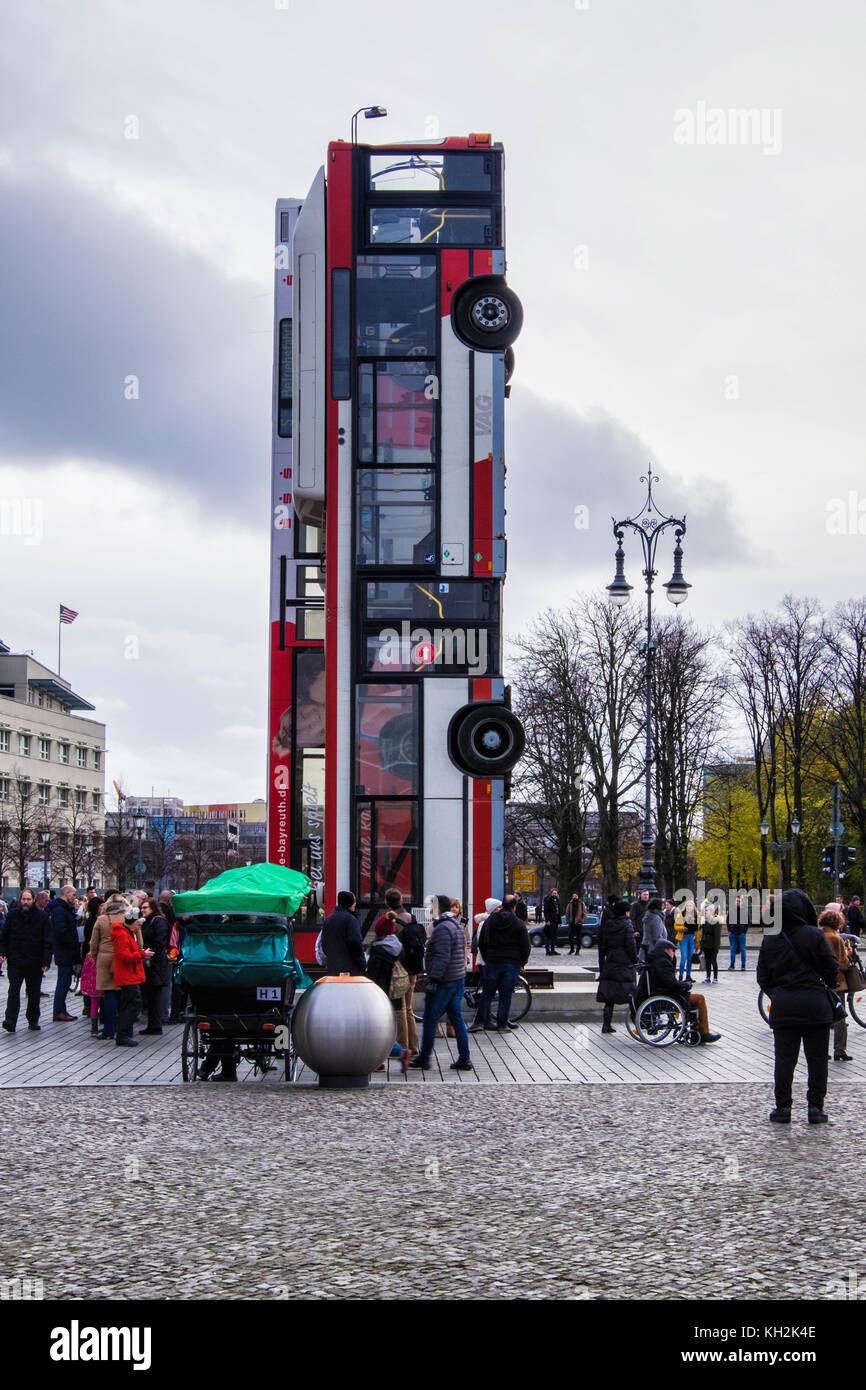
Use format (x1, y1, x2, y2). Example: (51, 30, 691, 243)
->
(112, 905, 153, 1048)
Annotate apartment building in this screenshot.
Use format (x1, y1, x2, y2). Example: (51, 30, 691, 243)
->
(0, 642, 106, 889)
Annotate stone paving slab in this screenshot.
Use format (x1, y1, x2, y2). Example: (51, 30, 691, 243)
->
(2, 965, 865, 1089)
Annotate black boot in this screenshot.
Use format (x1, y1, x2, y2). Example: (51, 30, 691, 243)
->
(808, 1105, 829, 1125)
(769, 1106, 792, 1124)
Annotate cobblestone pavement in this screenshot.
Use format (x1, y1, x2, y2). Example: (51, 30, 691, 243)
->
(0, 1080, 863, 1301)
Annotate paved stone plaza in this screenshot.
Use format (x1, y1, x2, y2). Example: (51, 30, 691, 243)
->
(0, 960, 864, 1300)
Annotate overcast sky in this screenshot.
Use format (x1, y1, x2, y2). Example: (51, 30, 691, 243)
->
(2, 0, 863, 801)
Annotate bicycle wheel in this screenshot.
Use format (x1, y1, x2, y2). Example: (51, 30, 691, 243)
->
(848, 984, 866, 1029)
(181, 1019, 200, 1082)
(509, 977, 532, 1022)
(757, 990, 771, 1025)
(635, 995, 685, 1047)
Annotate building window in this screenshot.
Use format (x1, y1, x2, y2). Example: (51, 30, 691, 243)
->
(58, 744, 70, 764)
(76, 747, 87, 768)
(38, 783, 50, 806)
(92, 792, 100, 812)
(39, 737, 51, 761)
(19, 734, 31, 756)
(0, 778, 8, 801)
(75, 788, 86, 810)
(93, 750, 101, 771)
(57, 787, 69, 808)
(0, 730, 8, 753)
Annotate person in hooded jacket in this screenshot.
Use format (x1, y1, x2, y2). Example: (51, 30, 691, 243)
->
(475, 894, 530, 1033)
(756, 888, 840, 1124)
(596, 900, 638, 1033)
(139, 898, 171, 1034)
(638, 898, 667, 963)
(409, 895, 472, 1071)
(634, 939, 721, 1043)
(365, 915, 410, 1073)
(700, 903, 723, 983)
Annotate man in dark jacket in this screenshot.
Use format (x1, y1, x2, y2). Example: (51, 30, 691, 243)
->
(321, 891, 366, 975)
(757, 888, 840, 1124)
(565, 893, 586, 954)
(846, 897, 865, 936)
(542, 889, 561, 956)
(0, 890, 52, 1031)
(410, 895, 472, 1071)
(49, 885, 80, 1022)
(631, 889, 650, 938)
(634, 939, 721, 1044)
(473, 894, 530, 1033)
(513, 894, 528, 922)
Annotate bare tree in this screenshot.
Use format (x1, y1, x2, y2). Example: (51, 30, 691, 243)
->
(725, 614, 784, 889)
(773, 595, 828, 885)
(52, 802, 102, 888)
(651, 617, 727, 896)
(4, 768, 61, 890)
(510, 595, 645, 896)
(821, 598, 866, 899)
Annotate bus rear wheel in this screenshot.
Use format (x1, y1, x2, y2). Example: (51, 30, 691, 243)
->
(451, 277, 523, 352)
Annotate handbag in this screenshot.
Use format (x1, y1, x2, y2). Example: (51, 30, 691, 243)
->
(845, 963, 866, 993)
(780, 931, 847, 1024)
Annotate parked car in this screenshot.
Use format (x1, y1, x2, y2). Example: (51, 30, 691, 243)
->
(529, 913, 600, 950)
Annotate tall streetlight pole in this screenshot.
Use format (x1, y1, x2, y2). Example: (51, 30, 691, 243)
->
(607, 473, 690, 896)
(760, 816, 801, 894)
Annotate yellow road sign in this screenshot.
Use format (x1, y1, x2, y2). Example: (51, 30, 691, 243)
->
(513, 865, 537, 893)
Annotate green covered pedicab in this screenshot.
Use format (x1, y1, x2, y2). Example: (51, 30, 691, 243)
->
(173, 863, 312, 1083)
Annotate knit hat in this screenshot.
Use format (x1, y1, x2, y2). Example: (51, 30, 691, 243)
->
(374, 917, 396, 939)
(485, 897, 502, 914)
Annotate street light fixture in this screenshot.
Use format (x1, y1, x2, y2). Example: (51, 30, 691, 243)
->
(40, 829, 50, 891)
(760, 817, 801, 893)
(350, 105, 388, 144)
(607, 472, 689, 895)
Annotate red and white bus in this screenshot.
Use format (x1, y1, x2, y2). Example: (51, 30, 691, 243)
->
(268, 134, 524, 958)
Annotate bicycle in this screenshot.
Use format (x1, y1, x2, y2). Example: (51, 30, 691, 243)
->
(758, 938, 866, 1028)
(412, 972, 532, 1024)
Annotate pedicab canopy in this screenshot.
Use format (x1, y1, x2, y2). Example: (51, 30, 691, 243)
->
(173, 863, 313, 990)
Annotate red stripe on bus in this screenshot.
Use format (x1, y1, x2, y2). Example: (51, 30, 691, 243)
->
(472, 780, 493, 917)
(473, 454, 493, 575)
(440, 250, 469, 315)
(267, 619, 295, 865)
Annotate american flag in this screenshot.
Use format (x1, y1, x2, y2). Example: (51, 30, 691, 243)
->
(59, 605, 78, 625)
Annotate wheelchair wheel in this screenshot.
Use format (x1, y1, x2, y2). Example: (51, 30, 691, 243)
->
(635, 995, 685, 1047)
(181, 1019, 200, 1082)
(625, 1007, 640, 1040)
(757, 990, 771, 1025)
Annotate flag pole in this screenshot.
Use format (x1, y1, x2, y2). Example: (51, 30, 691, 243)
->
(58, 604, 62, 675)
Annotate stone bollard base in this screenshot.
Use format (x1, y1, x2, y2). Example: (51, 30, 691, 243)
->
(318, 1073, 370, 1089)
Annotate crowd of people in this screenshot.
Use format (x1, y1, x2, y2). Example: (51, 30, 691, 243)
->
(318, 889, 532, 1074)
(0, 885, 182, 1044)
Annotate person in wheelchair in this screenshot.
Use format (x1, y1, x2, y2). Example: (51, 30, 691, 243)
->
(635, 939, 722, 1045)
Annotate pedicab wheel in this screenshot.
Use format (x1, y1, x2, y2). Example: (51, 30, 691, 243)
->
(510, 976, 532, 1021)
(635, 995, 685, 1047)
(848, 985, 866, 1029)
(757, 990, 771, 1025)
(625, 1008, 639, 1040)
(181, 1019, 200, 1081)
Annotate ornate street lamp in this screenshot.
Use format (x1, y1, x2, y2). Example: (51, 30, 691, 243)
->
(607, 472, 689, 894)
(761, 816, 800, 893)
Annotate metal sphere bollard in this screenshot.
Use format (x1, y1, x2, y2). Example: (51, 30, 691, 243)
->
(291, 974, 397, 1088)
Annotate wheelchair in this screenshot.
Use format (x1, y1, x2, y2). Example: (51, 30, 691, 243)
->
(626, 965, 702, 1047)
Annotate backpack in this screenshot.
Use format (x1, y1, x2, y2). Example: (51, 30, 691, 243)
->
(400, 917, 426, 974)
(388, 960, 411, 1000)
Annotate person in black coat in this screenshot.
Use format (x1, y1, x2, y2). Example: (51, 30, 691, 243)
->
(542, 890, 561, 956)
(49, 886, 80, 1022)
(139, 899, 172, 1034)
(476, 895, 531, 1032)
(847, 898, 865, 936)
(596, 900, 638, 1033)
(0, 891, 52, 1031)
(757, 889, 840, 1124)
(321, 892, 366, 975)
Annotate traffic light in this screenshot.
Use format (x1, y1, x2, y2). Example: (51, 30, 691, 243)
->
(839, 846, 857, 880)
(822, 845, 835, 875)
